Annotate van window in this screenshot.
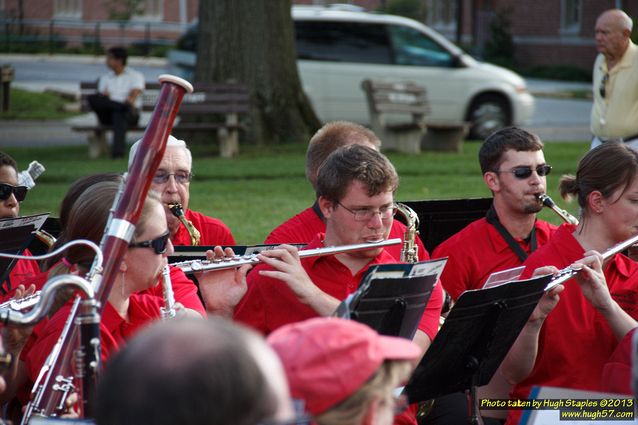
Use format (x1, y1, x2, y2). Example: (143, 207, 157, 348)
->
(388, 25, 453, 67)
(295, 21, 392, 64)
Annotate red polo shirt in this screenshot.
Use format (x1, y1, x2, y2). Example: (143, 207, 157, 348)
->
(172, 209, 235, 246)
(432, 217, 557, 301)
(506, 224, 638, 425)
(264, 206, 431, 262)
(234, 233, 441, 341)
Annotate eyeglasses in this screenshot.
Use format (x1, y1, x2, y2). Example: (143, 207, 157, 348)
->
(493, 164, 552, 179)
(337, 202, 398, 222)
(152, 171, 192, 185)
(129, 230, 170, 254)
(599, 73, 609, 98)
(0, 183, 28, 202)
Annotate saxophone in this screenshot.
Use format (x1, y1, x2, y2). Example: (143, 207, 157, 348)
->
(168, 203, 201, 246)
(395, 203, 419, 263)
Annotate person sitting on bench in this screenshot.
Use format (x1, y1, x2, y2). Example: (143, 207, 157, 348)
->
(87, 46, 145, 159)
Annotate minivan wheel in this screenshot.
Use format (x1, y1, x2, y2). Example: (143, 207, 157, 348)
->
(467, 94, 510, 140)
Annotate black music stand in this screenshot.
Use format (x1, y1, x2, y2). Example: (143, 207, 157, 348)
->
(398, 198, 492, 253)
(0, 213, 49, 288)
(403, 274, 552, 425)
(336, 259, 445, 339)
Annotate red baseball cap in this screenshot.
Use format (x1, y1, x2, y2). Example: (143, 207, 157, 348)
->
(267, 317, 421, 416)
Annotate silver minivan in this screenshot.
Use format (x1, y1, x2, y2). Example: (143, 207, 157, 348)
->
(167, 5, 534, 139)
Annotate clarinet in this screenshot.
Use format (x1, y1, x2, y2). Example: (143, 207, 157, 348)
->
(21, 75, 193, 424)
(160, 265, 176, 320)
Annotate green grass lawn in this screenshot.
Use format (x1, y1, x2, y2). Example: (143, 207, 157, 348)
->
(0, 88, 80, 120)
(3, 141, 590, 245)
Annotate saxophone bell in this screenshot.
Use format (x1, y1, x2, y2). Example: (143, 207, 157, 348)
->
(168, 202, 201, 246)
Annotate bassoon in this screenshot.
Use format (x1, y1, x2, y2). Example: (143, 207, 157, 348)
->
(21, 75, 193, 423)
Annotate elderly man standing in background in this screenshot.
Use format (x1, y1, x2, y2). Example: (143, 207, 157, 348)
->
(590, 9, 638, 150)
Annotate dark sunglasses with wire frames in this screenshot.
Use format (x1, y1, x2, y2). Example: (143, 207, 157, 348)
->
(492, 164, 552, 180)
(0, 183, 28, 202)
(128, 230, 171, 254)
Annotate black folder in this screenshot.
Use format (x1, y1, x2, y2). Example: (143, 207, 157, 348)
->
(336, 258, 446, 340)
(0, 213, 49, 287)
(403, 274, 552, 404)
(398, 198, 492, 253)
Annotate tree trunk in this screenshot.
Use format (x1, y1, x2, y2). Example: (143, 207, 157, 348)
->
(195, 0, 321, 145)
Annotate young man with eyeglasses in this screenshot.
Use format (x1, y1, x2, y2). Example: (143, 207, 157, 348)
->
(128, 135, 235, 247)
(590, 9, 638, 150)
(234, 145, 438, 354)
(265, 120, 430, 265)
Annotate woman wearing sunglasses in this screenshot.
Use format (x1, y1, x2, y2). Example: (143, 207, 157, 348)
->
(503, 142, 638, 425)
(0, 152, 40, 303)
(24, 181, 176, 386)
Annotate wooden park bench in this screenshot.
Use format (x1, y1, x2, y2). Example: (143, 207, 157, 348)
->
(361, 79, 469, 153)
(72, 81, 250, 158)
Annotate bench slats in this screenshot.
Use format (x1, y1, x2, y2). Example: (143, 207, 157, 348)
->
(74, 80, 250, 158)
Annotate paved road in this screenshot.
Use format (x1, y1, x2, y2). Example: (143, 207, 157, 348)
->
(0, 54, 593, 147)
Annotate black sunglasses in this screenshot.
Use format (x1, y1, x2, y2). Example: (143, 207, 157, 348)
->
(494, 164, 552, 179)
(129, 230, 170, 254)
(599, 73, 609, 98)
(0, 183, 28, 202)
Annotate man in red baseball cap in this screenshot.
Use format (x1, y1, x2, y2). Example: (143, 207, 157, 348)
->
(268, 317, 421, 425)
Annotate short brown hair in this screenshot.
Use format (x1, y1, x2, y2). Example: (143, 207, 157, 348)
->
(559, 142, 638, 214)
(306, 121, 381, 191)
(316, 144, 398, 203)
(478, 127, 544, 174)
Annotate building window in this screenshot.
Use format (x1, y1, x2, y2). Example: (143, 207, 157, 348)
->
(425, 0, 456, 27)
(561, 0, 581, 32)
(136, 0, 163, 20)
(54, 0, 81, 18)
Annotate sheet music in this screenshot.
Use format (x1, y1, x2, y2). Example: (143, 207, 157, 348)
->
(482, 265, 525, 289)
(365, 258, 448, 281)
(0, 213, 48, 231)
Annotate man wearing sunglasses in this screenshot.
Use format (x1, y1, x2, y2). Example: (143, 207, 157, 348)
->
(590, 9, 638, 150)
(0, 152, 39, 302)
(128, 135, 235, 247)
(430, 127, 559, 424)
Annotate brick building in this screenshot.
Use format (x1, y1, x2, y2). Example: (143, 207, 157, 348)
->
(2, 0, 636, 72)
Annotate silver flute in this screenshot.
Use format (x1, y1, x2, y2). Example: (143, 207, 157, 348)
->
(545, 232, 638, 291)
(160, 265, 176, 320)
(172, 238, 402, 274)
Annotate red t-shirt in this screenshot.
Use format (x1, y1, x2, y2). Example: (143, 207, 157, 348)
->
(172, 209, 235, 246)
(26, 293, 161, 383)
(264, 205, 430, 262)
(506, 224, 638, 424)
(234, 233, 442, 341)
(432, 217, 558, 301)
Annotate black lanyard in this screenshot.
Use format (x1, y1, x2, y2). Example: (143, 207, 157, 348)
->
(485, 204, 537, 263)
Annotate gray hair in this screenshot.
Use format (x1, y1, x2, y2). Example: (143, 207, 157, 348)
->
(128, 135, 192, 170)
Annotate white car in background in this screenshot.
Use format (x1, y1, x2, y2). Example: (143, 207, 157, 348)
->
(168, 5, 534, 140)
